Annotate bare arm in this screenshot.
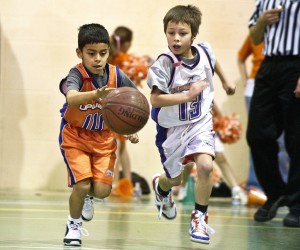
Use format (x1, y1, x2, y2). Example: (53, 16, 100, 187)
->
(214, 60, 236, 95)
(66, 86, 114, 106)
(237, 57, 248, 86)
(250, 7, 282, 45)
(150, 80, 208, 108)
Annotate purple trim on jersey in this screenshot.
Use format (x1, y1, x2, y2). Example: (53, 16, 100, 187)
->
(157, 54, 176, 88)
(155, 124, 171, 178)
(115, 65, 122, 88)
(180, 46, 200, 70)
(105, 64, 110, 85)
(59, 119, 76, 186)
(151, 107, 160, 123)
(198, 44, 214, 75)
(59, 102, 68, 118)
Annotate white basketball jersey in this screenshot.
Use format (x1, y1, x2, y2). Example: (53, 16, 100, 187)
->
(151, 44, 215, 128)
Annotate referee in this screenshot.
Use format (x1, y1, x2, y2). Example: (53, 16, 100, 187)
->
(246, 0, 300, 227)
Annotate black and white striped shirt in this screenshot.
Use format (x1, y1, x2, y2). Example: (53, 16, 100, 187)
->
(249, 0, 300, 56)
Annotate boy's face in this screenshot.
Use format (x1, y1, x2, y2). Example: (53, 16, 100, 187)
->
(76, 43, 109, 75)
(165, 21, 195, 58)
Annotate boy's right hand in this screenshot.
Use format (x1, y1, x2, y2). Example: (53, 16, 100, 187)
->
(95, 86, 115, 99)
(187, 80, 208, 101)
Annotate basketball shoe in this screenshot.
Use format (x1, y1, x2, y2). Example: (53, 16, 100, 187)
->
(64, 215, 89, 246)
(81, 195, 94, 221)
(152, 174, 177, 220)
(189, 210, 215, 244)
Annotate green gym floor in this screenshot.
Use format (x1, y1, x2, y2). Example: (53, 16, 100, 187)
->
(0, 191, 299, 250)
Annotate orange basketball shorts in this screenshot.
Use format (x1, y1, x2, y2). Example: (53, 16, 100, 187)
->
(59, 122, 117, 187)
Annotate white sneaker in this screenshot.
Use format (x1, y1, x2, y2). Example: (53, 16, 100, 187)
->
(152, 174, 177, 220)
(189, 210, 215, 244)
(177, 184, 188, 201)
(231, 186, 248, 206)
(63, 216, 89, 246)
(81, 195, 94, 221)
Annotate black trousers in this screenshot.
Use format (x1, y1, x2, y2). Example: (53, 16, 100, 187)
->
(246, 56, 300, 213)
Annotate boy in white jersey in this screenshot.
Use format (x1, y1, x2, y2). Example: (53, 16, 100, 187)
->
(147, 5, 235, 244)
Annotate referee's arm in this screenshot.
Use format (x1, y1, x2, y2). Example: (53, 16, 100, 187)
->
(249, 7, 283, 45)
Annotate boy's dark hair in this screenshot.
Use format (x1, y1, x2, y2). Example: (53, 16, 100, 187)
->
(163, 5, 202, 38)
(78, 23, 110, 50)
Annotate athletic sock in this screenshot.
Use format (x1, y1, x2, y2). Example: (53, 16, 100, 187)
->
(157, 184, 170, 197)
(68, 215, 82, 223)
(195, 203, 208, 214)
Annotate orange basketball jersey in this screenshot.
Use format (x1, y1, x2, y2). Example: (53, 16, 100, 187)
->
(60, 63, 120, 131)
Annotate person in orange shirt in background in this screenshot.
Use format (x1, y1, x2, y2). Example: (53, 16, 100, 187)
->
(108, 26, 150, 195)
(237, 35, 289, 195)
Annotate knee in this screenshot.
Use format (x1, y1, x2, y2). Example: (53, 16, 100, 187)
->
(73, 179, 91, 198)
(93, 184, 112, 199)
(196, 161, 213, 176)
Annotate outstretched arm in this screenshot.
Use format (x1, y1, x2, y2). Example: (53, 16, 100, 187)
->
(66, 86, 114, 106)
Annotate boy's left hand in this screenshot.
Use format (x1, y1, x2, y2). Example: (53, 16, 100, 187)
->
(223, 82, 236, 95)
(125, 133, 139, 143)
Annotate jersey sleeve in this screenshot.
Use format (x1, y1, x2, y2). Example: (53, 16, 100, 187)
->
(119, 69, 138, 89)
(66, 67, 82, 92)
(147, 55, 173, 94)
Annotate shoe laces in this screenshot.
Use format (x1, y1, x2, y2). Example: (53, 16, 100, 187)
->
(193, 212, 215, 235)
(158, 192, 174, 220)
(70, 221, 89, 237)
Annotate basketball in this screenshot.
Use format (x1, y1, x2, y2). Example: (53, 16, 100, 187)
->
(102, 87, 150, 135)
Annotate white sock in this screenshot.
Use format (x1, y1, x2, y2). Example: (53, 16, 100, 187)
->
(68, 215, 82, 223)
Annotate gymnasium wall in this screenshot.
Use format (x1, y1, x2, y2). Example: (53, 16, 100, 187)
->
(0, 0, 255, 191)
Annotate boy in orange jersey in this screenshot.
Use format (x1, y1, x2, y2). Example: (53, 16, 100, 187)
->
(59, 23, 138, 247)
